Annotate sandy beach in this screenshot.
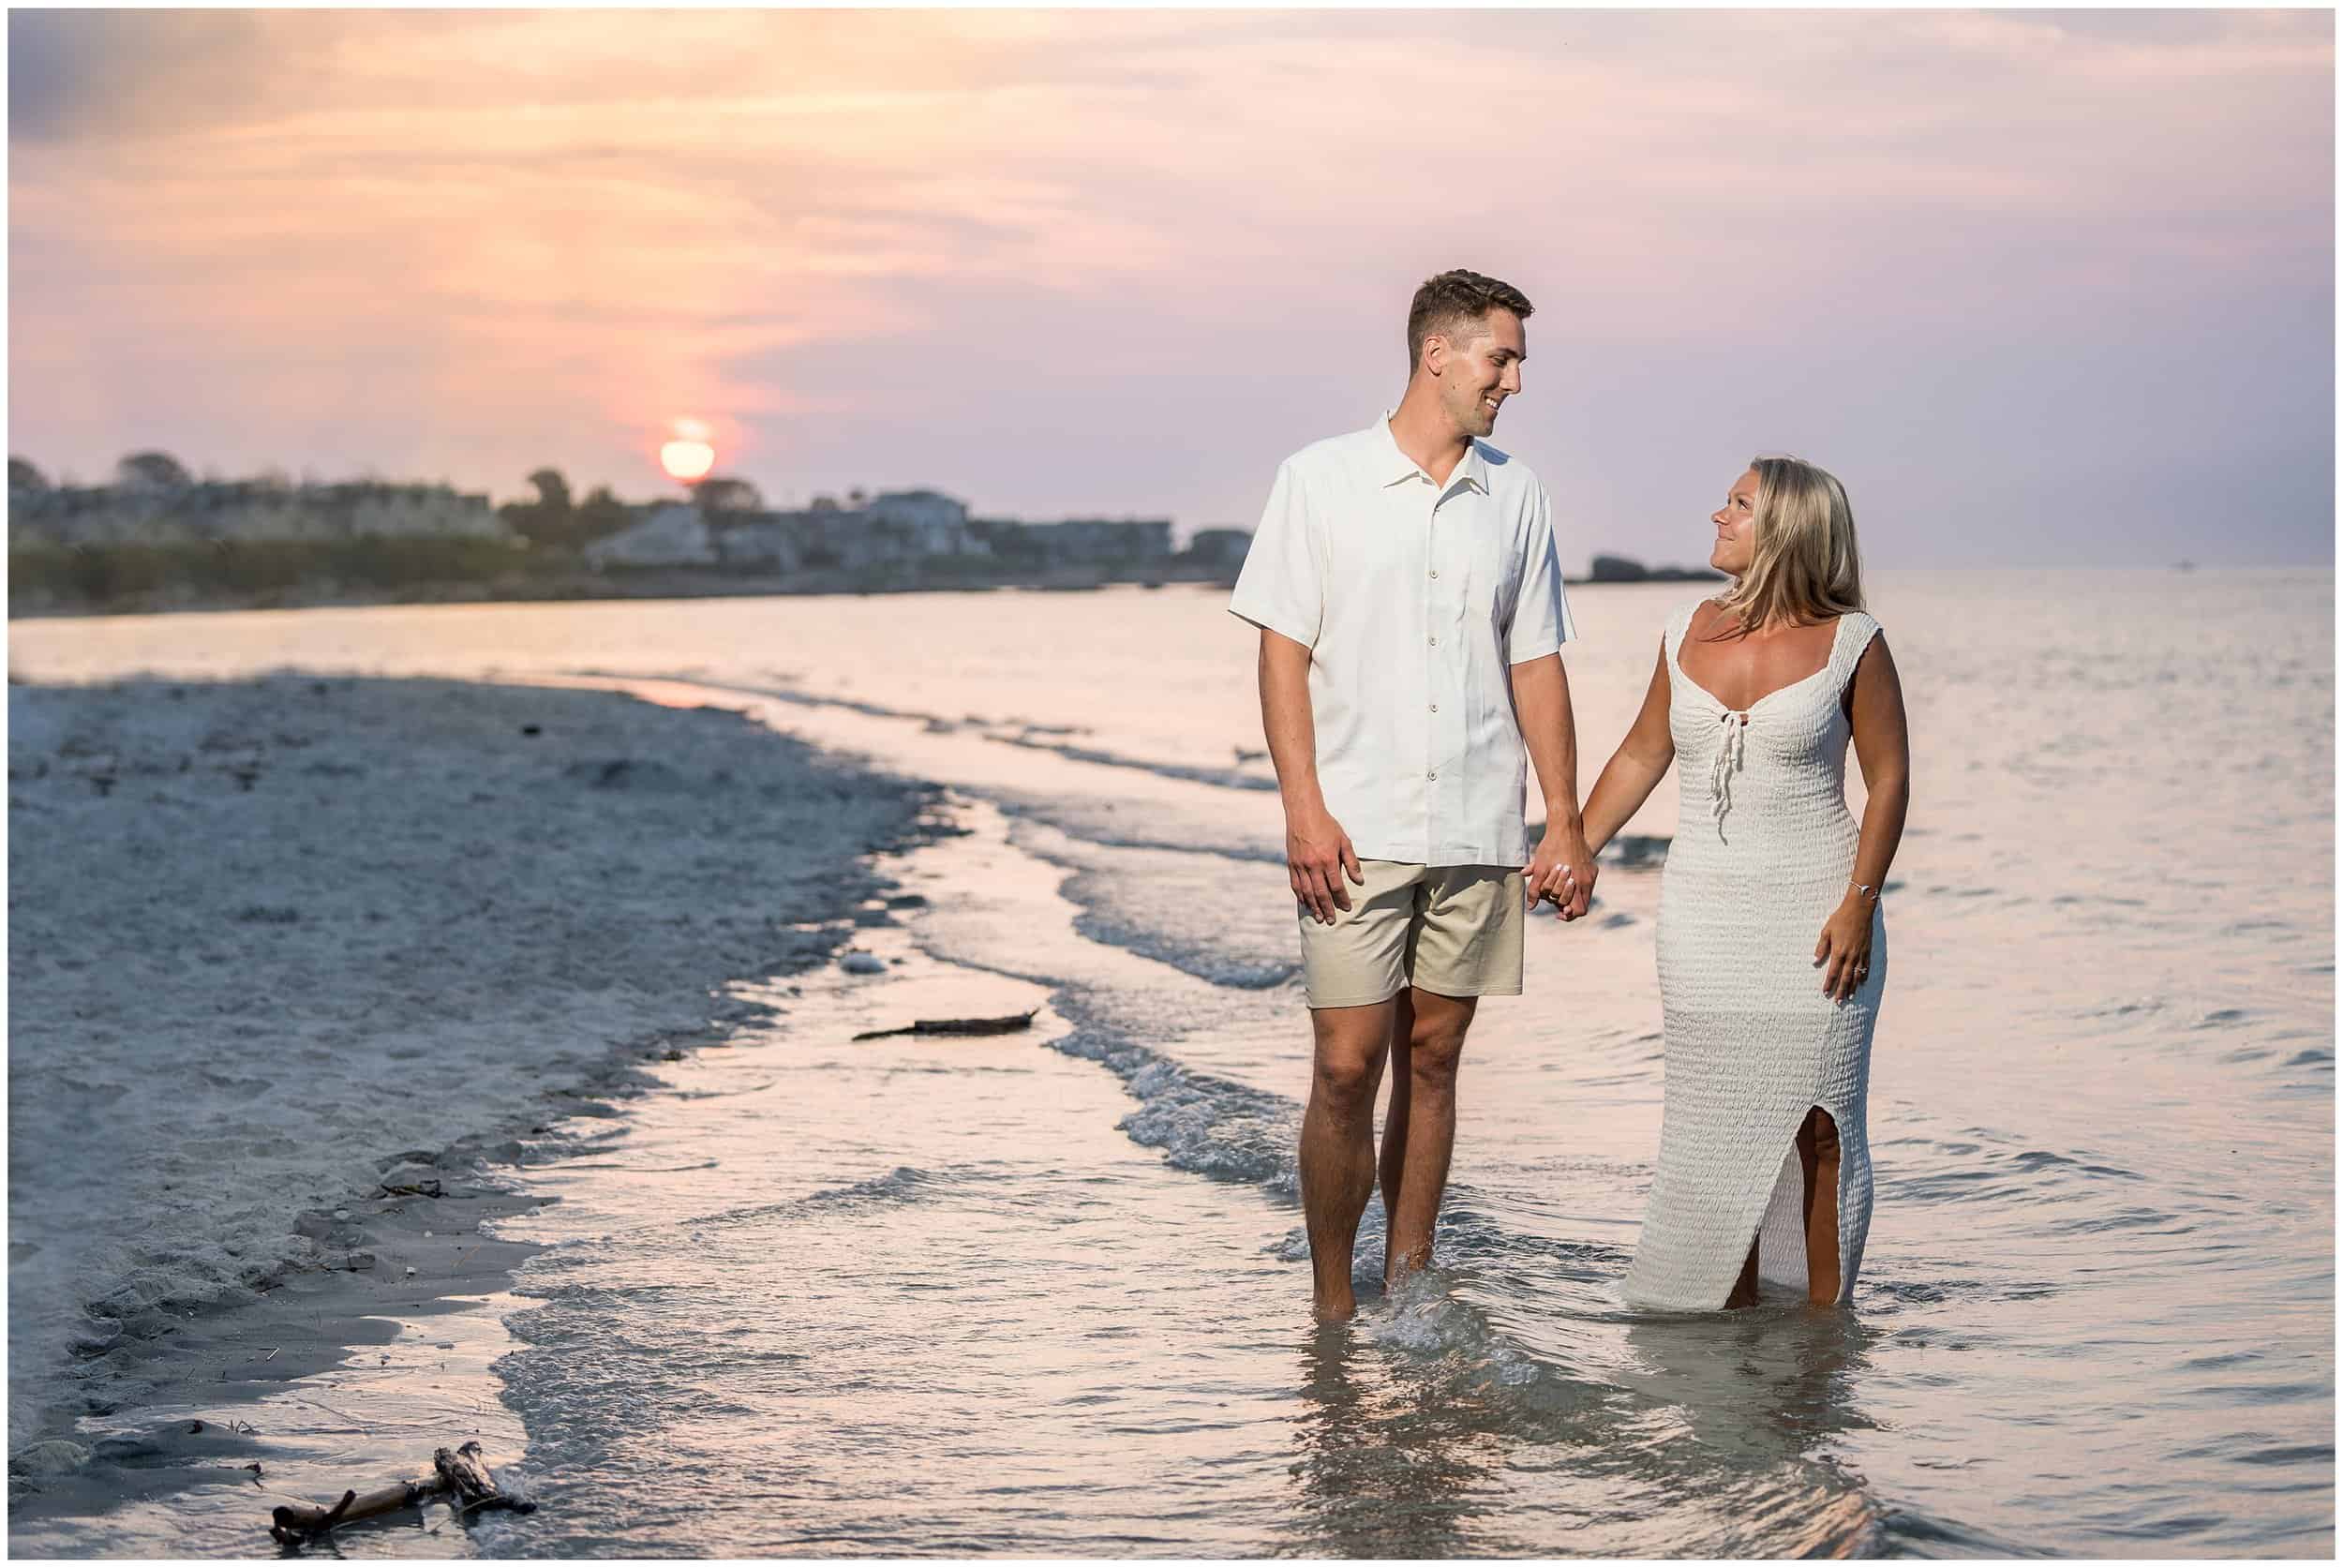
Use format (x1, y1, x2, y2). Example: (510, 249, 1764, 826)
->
(7, 673, 939, 1523)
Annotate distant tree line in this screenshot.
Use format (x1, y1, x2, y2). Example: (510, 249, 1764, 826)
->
(10, 451, 715, 535)
(10, 450, 201, 496)
(7, 452, 811, 611)
(9, 534, 541, 605)
(9, 453, 595, 609)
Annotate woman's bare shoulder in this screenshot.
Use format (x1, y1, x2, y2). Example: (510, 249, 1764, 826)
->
(1681, 595, 1730, 641)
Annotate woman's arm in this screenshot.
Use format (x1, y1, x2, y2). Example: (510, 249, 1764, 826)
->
(1577, 640, 1678, 859)
(1845, 636, 1910, 900)
(1816, 635, 1911, 1000)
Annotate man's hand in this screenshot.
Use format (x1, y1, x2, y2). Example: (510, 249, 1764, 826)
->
(1523, 823, 1598, 920)
(1287, 805, 1364, 925)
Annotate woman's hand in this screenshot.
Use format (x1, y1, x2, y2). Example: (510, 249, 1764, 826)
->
(1524, 823, 1597, 920)
(1813, 893, 1875, 1002)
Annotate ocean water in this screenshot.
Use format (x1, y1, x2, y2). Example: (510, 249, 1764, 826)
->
(10, 568, 2333, 1556)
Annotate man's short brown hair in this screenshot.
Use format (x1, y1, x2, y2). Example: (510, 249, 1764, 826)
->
(1407, 270, 1534, 376)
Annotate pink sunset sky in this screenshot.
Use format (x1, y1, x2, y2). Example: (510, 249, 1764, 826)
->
(8, 8, 2333, 567)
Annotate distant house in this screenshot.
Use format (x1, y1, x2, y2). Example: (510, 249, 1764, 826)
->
(8, 478, 504, 550)
(708, 513, 801, 572)
(751, 506, 907, 571)
(312, 483, 506, 542)
(790, 506, 886, 570)
(866, 489, 982, 556)
(582, 503, 716, 568)
(602, 489, 987, 574)
(571, 486, 1173, 576)
(1185, 528, 1252, 569)
(972, 516, 1174, 566)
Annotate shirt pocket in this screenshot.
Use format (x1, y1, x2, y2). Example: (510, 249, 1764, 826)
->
(1464, 528, 1523, 632)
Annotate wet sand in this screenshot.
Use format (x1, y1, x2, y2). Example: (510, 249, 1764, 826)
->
(9, 1178, 545, 1540)
(7, 674, 942, 1539)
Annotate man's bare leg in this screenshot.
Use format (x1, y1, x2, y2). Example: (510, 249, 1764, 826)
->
(1380, 986, 1477, 1289)
(1376, 991, 1414, 1264)
(1299, 998, 1398, 1321)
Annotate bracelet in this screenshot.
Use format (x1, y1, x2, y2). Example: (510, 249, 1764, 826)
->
(1849, 881, 1879, 903)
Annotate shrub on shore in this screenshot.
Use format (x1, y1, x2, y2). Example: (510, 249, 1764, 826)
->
(9, 535, 548, 610)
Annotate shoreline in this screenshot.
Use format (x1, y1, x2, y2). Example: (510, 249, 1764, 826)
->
(5, 563, 1731, 621)
(7, 562, 1241, 620)
(7, 672, 952, 1540)
(7, 1175, 549, 1541)
(8, 560, 2292, 625)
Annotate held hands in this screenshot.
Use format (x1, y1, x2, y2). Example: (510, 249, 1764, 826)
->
(1524, 824, 1598, 921)
(1287, 805, 1364, 925)
(1813, 892, 1876, 1001)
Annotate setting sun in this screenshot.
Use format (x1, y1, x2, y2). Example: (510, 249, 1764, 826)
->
(660, 419, 715, 483)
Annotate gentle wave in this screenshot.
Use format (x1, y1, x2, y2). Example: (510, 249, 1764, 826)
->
(611, 672, 1283, 794)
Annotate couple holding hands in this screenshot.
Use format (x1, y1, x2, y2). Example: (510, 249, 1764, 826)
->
(1231, 270, 1910, 1322)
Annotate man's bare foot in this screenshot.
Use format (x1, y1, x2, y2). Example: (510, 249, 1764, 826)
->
(1313, 1291, 1357, 1322)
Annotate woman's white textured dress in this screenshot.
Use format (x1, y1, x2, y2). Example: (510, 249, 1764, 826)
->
(1619, 602, 1887, 1310)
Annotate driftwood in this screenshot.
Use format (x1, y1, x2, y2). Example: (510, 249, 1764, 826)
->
(852, 1008, 1040, 1042)
(267, 1440, 533, 1546)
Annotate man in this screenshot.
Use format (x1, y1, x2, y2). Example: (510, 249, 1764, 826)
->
(1230, 269, 1597, 1322)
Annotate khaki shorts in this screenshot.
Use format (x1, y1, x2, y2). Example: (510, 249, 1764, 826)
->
(1297, 859, 1525, 1008)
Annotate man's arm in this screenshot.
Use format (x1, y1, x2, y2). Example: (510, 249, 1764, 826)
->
(1509, 652, 1597, 919)
(1259, 629, 1361, 925)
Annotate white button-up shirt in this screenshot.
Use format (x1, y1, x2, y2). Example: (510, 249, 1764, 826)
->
(1231, 414, 1575, 867)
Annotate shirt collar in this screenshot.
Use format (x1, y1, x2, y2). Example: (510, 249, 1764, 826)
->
(1376, 411, 1489, 494)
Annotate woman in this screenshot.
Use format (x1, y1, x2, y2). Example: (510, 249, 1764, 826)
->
(1558, 455, 1908, 1309)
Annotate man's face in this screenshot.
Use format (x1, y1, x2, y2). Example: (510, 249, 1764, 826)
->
(1430, 307, 1526, 440)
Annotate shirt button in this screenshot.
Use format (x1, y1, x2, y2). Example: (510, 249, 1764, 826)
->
(1428, 569, 1439, 579)
(1429, 703, 1439, 712)
(1427, 769, 1438, 780)
(1428, 635, 1438, 647)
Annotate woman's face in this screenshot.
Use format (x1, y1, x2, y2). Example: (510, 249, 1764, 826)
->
(1710, 469, 1760, 575)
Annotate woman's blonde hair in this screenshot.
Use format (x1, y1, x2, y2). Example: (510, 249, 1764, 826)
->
(1711, 454, 1865, 632)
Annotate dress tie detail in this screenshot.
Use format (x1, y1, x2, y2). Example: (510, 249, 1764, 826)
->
(1709, 709, 1748, 829)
